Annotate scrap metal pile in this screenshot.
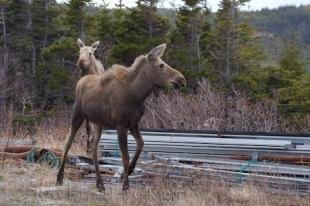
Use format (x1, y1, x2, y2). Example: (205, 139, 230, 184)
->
(81, 130, 310, 194)
(2, 130, 310, 194)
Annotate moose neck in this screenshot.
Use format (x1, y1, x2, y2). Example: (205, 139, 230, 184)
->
(129, 59, 155, 104)
(89, 55, 102, 74)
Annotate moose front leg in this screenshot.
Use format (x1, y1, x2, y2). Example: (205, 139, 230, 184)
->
(116, 126, 129, 190)
(92, 125, 104, 192)
(129, 124, 144, 175)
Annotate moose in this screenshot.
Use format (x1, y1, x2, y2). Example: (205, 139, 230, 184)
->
(76, 39, 105, 153)
(76, 39, 105, 76)
(75, 39, 162, 152)
(56, 43, 186, 191)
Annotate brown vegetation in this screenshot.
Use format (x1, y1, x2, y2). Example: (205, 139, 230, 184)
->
(142, 80, 310, 133)
(0, 162, 309, 206)
(1, 81, 308, 146)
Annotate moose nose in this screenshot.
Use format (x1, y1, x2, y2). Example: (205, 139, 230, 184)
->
(176, 75, 186, 88)
(172, 75, 186, 89)
(76, 59, 84, 67)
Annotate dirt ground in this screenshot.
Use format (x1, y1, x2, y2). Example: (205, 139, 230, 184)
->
(0, 159, 309, 206)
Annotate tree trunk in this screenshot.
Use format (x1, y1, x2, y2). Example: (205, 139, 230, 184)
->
(225, 24, 231, 85)
(148, 0, 155, 37)
(31, 41, 36, 75)
(0, 7, 8, 112)
(28, 7, 36, 75)
(80, 21, 85, 41)
(43, 0, 49, 49)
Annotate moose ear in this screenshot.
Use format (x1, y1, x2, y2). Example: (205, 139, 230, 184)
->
(147, 43, 167, 60)
(91, 41, 100, 51)
(77, 38, 85, 48)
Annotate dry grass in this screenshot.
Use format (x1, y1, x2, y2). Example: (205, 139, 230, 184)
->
(0, 124, 309, 206)
(0, 110, 86, 154)
(35, 116, 87, 155)
(0, 162, 309, 206)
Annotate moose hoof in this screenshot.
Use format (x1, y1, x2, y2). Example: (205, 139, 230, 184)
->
(97, 185, 105, 192)
(96, 182, 105, 192)
(56, 172, 64, 186)
(128, 168, 134, 175)
(56, 177, 63, 186)
(122, 184, 129, 191)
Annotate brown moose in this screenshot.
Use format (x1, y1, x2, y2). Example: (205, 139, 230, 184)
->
(56, 44, 186, 191)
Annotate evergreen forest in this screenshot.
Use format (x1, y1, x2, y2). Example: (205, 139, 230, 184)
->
(0, 0, 309, 133)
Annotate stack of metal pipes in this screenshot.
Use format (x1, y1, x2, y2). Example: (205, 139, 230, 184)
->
(99, 130, 310, 164)
(97, 130, 310, 193)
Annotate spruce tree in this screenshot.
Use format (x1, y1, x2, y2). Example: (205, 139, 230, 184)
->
(6, 0, 33, 101)
(278, 75, 310, 116)
(92, 1, 112, 66)
(234, 41, 308, 116)
(109, 0, 169, 65)
(34, 0, 93, 109)
(278, 43, 308, 115)
(168, 0, 212, 87)
(0, 0, 9, 111)
(66, 0, 91, 39)
(31, 0, 66, 107)
(212, 0, 263, 91)
(31, 0, 58, 49)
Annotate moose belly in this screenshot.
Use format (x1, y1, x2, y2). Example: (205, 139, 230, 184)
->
(83, 107, 115, 127)
(83, 105, 143, 129)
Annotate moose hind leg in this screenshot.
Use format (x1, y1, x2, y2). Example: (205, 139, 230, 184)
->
(117, 126, 129, 190)
(128, 124, 144, 175)
(92, 125, 104, 191)
(56, 110, 84, 186)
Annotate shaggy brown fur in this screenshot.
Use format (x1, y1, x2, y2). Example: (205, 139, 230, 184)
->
(56, 44, 186, 191)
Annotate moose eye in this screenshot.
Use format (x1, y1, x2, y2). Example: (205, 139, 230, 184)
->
(159, 64, 164, 69)
(89, 52, 92, 55)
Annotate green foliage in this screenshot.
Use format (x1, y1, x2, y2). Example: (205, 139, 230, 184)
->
(95, 7, 112, 42)
(31, 0, 60, 52)
(1, 0, 309, 120)
(279, 75, 310, 115)
(109, 0, 169, 65)
(4, 0, 35, 107)
(41, 37, 77, 60)
(65, 0, 91, 37)
(6, 0, 32, 60)
(235, 66, 280, 99)
(279, 44, 304, 78)
(235, 42, 309, 116)
(168, 0, 214, 87)
(36, 37, 77, 106)
(6, 0, 30, 37)
(211, 0, 265, 90)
